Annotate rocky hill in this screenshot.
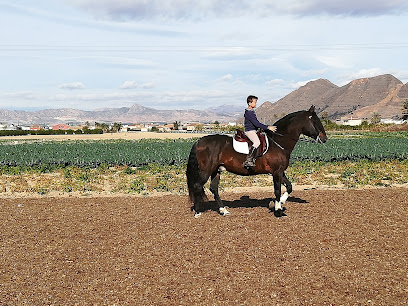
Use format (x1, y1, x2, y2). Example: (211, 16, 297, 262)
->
(258, 74, 408, 123)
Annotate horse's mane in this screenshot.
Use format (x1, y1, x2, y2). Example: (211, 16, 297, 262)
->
(273, 110, 305, 130)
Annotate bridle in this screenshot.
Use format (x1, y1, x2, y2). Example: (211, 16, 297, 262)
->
(307, 114, 326, 144)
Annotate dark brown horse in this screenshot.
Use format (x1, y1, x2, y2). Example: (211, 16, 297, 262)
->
(186, 105, 327, 217)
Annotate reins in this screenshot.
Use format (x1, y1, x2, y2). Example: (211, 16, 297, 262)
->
(267, 131, 321, 151)
(269, 135, 285, 150)
(266, 131, 295, 151)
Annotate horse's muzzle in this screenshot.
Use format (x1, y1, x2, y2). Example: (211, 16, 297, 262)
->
(317, 132, 328, 143)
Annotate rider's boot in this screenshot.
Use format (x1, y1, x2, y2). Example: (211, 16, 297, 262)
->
(243, 146, 258, 170)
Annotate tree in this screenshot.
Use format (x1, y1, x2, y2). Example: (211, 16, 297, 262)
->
(320, 111, 329, 125)
(402, 98, 408, 120)
(111, 122, 122, 133)
(173, 121, 180, 130)
(370, 113, 381, 124)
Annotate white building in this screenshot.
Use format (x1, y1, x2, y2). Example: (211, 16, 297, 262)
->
(339, 117, 364, 126)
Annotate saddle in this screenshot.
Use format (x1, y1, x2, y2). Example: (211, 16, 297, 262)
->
(234, 129, 268, 156)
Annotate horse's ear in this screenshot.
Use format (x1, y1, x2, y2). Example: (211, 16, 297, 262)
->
(308, 105, 315, 113)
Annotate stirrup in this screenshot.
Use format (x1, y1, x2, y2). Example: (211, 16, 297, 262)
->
(243, 158, 256, 169)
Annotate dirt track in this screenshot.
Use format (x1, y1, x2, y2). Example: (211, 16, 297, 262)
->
(1, 188, 407, 304)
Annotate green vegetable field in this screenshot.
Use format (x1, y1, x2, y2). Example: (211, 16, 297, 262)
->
(0, 133, 407, 169)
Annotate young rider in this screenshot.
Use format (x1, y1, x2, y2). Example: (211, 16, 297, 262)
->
(244, 95, 276, 169)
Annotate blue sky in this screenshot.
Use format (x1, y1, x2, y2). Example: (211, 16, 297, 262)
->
(1, 0, 408, 111)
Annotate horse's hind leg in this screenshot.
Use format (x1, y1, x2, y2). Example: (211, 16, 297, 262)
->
(210, 166, 230, 216)
(189, 173, 211, 218)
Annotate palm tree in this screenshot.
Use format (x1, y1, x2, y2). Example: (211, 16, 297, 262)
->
(402, 98, 408, 120)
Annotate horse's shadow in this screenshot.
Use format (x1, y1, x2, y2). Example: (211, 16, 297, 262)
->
(195, 195, 308, 217)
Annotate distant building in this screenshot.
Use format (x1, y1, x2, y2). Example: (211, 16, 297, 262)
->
(120, 124, 151, 132)
(380, 118, 406, 125)
(337, 117, 364, 126)
(337, 116, 406, 126)
(30, 124, 42, 131)
(52, 124, 70, 130)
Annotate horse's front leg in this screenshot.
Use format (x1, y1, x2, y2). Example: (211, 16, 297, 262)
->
(270, 173, 286, 217)
(280, 172, 292, 205)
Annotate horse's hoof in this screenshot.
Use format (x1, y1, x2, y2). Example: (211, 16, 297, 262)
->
(274, 208, 286, 217)
(194, 212, 202, 218)
(219, 207, 231, 216)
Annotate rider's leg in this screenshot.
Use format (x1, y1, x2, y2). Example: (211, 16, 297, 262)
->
(244, 130, 260, 169)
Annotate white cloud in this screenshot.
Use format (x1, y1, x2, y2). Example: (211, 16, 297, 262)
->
(1, 91, 38, 100)
(59, 82, 85, 90)
(68, 0, 251, 20)
(265, 79, 285, 86)
(285, 0, 408, 16)
(120, 81, 138, 89)
(67, 0, 408, 20)
(141, 82, 154, 89)
(120, 81, 155, 89)
(337, 68, 386, 85)
(289, 79, 317, 89)
(350, 68, 386, 79)
(217, 74, 233, 82)
(316, 56, 351, 69)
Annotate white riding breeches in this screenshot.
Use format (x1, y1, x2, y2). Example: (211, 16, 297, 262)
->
(245, 130, 260, 148)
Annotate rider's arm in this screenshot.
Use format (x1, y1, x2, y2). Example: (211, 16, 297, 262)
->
(246, 110, 269, 130)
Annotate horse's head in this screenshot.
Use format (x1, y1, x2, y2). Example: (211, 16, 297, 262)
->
(301, 105, 327, 143)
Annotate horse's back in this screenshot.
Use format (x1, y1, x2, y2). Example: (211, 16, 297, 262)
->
(196, 134, 232, 149)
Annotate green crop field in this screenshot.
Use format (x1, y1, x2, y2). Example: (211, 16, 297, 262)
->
(0, 132, 406, 194)
(0, 133, 407, 169)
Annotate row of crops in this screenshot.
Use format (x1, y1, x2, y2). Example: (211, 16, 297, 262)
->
(292, 137, 408, 162)
(0, 134, 407, 168)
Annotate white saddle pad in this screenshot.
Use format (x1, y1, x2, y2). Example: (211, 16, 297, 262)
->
(232, 136, 269, 155)
(233, 138, 250, 154)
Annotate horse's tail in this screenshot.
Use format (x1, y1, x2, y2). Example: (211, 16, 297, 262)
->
(186, 141, 206, 204)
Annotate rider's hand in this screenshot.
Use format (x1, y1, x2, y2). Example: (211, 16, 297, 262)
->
(268, 125, 277, 132)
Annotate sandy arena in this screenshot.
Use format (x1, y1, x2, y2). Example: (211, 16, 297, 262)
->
(1, 188, 407, 304)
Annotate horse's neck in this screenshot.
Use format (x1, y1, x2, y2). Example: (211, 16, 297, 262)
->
(276, 126, 302, 152)
(274, 112, 305, 152)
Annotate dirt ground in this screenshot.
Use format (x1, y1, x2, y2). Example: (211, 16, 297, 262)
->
(1, 188, 407, 305)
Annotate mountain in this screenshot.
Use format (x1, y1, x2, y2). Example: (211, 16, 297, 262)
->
(207, 104, 243, 115)
(258, 74, 407, 123)
(1, 74, 407, 125)
(0, 104, 240, 125)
